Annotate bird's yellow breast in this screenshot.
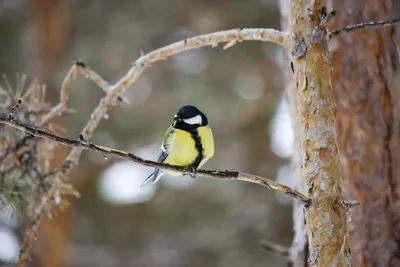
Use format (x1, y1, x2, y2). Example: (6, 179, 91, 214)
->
(164, 126, 214, 176)
(164, 129, 198, 172)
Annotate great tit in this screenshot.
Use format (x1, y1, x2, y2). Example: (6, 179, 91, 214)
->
(141, 105, 214, 186)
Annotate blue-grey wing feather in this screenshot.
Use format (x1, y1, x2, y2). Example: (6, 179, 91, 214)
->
(141, 127, 174, 186)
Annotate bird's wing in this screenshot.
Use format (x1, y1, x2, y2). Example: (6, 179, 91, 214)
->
(141, 126, 175, 186)
(157, 125, 175, 162)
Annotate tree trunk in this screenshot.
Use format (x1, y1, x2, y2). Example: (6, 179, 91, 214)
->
(27, 1, 70, 267)
(328, 0, 400, 266)
(279, 0, 309, 266)
(286, 0, 350, 266)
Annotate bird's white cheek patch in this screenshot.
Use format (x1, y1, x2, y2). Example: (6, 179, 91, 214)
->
(183, 115, 202, 125)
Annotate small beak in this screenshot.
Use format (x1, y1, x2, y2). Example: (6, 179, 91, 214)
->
(172, 115, 180, 126)
(173, 115, 181, 122)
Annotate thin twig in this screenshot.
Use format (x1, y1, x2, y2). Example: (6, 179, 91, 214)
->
(329, 16, 400, 37)
(0, 114, 311, 204)
(342, 200, 359, 210)
(8, 99, 22, 120)
(260, 239, 290, 258)
(14, 28, 289, 266)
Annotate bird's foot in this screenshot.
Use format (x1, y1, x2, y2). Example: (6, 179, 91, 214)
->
(186, 166, 197, 179)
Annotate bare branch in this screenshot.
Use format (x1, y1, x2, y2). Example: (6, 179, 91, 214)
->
(41, 65, 78, 123)
(260, 239, 290, 258)
(329, 16, 400, 37)
(0, 114, 311, 205)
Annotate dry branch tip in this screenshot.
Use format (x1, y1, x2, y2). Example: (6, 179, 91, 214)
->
(341, 200, 359, 210)
(74, 59, 86, 68)
(8, 99, 22, 120)
(260, 239, 290, 258)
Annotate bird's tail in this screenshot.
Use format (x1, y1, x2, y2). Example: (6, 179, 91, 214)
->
(140, 169, 162, 187)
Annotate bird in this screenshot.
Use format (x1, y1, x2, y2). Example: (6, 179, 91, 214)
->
(141, 105, 214, 186)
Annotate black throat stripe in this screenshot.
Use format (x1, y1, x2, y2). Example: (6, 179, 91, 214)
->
(190, 129, 204, 168)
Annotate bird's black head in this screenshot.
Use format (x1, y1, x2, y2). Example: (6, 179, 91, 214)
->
(172, 105, 208, 131)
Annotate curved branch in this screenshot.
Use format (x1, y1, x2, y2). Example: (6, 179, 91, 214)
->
(118, 28, 288, 87)
(0, 114, 310, 205)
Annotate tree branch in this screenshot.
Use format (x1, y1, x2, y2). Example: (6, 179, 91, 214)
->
(0, 114, 311, 205)
(329, 16, 400, 37)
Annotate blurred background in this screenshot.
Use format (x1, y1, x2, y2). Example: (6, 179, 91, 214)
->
(0, 0, 382, 266)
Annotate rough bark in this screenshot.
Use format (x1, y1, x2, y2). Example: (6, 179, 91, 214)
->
(287, 0, 350, 266)
(328, 0, 400, 266)
(279, 0, 309, 266)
